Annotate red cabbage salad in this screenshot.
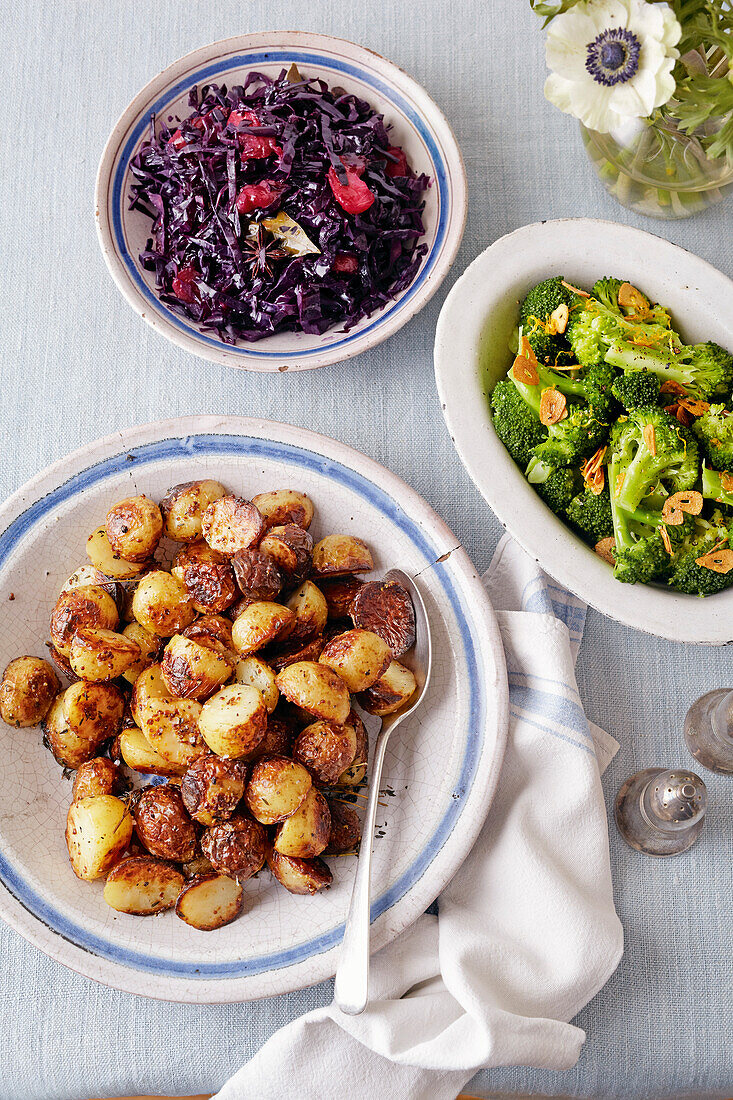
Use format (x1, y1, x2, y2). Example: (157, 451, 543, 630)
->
(128, 67, 430, 343)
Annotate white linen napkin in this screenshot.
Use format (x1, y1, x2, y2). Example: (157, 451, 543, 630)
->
(216, 535, 623, 1100)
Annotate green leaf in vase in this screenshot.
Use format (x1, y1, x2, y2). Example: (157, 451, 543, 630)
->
(261, 212, 321, 256)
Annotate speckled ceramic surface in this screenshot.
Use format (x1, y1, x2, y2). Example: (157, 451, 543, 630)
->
(0, 417, 507, 1002)
(95, 32, 468, 372)
(435, 219, 733, 645)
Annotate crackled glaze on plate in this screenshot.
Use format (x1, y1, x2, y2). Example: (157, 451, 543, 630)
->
(0, 417, 507, 1002)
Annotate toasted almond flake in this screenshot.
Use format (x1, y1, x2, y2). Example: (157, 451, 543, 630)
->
(539, 388, 567, 425)
(547, 303, 569, 335)
(721, 471, 733, 492)
(660, 525, 672, 555)
(642, 424, 656, 455)
(614, 471, 625, 498)
(679, 397, 710, 417)
(695, 549, 733, 574)
(594, 537, 616, 564)
(660, 380, 688, 396)
(512, 356, 539, 385)
(618, 282, 650, 313)
(561, 280, 590, 298)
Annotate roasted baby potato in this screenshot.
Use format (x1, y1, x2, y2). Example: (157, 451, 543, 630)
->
(72, 757, 119, 801)
(130, 663, 170, 725)
(292, 719, 357, 787)
(133, 785, 198, 862)
(336, 710, 369, 787)
(319, 576, 364, 619)
(244, 755, 312, 825)
(350, 579, 416, 657)
(231, 548, 283, 601)
(86, 526, 150, 580)
(231, 600, 294, 656)
(49, 583, 119, 657)
(325, 798, 362, 854)
(275, 661, 350, 724)
(200, 813, 268, 880)
(198, 683, 267, 759)
(285, 580, 328, 642)
(160, 634, 233, 700)
(137, 696, 206, 767)
(267, 635, 326, 673)
(182, 614, 234, 653)
(318, 629, 391, 692)
(121, 622, 160, 684)
(259, 524, 312, 581)
(0, 656, 59, 727)
(160, 479, 228, 542)
(233, 655, 279, 713)
(104, 855, 184, 915)
(59, 564, 114, 595)
(106, 495, 163, 562)
(251, 489, 314, 531)
(66, 795, 133, 880)
(69, 627, 140, 681)
(132, 571, 195, 637)
(202, 496, 265, 555)
(182, 853, 216, 879)
(181, 754, 247, 826)
(357, 660, 417, 716)
(267, 850, 332, 896)
(273, 787, 331, 858)
(118, 726, 186, 777)
(171, 539, 238, 614)
(251, 716, 294, 759)
(311, 534, 373, 578)
(175, 873, 244, 930)
(45, 682, 124, 768)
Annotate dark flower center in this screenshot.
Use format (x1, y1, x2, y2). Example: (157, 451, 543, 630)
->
(586, 28, 641, 86)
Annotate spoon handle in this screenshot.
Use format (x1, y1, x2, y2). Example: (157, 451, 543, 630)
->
(333, 722, 393, 1015)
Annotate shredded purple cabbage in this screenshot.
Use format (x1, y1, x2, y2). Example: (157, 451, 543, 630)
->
(128, 70, 430, 342)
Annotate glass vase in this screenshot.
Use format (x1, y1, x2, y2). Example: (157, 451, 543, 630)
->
(581, 114, 733, 220)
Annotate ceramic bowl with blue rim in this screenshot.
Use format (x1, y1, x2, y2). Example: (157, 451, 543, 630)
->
(0, 417, 507, 1001)
(95, 33, 467, 372)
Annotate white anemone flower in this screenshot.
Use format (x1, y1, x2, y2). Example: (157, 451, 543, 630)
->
(544, 0, 681, 133)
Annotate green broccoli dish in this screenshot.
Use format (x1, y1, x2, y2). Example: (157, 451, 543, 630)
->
(489, 274, 733, 597)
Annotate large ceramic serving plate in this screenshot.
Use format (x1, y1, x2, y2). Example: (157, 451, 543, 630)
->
(96, 32, 467, 372)
(0, 417, 507, 1002)
(435, 219, 733, 644)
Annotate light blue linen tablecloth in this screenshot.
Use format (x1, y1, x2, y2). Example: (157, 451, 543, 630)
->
(0, 2, 731, 1097)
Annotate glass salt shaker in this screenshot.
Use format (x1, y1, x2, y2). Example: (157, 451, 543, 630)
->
(684, 689, 733, 775)
(615, 767, 707, 856)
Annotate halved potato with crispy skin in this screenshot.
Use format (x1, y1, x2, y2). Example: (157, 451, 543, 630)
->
(357, 660, 417, 716)
(202, 496, 265, 555)
(58, 681, 125, 766)
(50, 584, 119, 657)
(175, 873, 244, 930)
(231, 601, 294, 656)
(181, 754, 247, 826)
(106, 495, 163, 562)
(171, 539, 238, 614)
(131, 663, 170, 726)
(267, 850, 332, 896)
(325, 798, 362, 854)
(319, 576, 364, 619)
(160, 479, 228, 542)
(244, 755, 312, 825)
(251, 490, 314, 531)
(275, 661, 350, 724)
(133, 785, 198, 862)
(259, 524, 312, 580)
(336, 710, 369, 787)
(182, 614, 235, 653)
(233, 656, 279, 713)
(318, 629, 391, 692)
(132, 571, 195, 637)
(104, 856, 184, 915)
(160, 634, 233, 700)
(274, 787, 331, 858)
(311, 535, 373, 578)
(285, 580, 328, 642)
(118, 726, 186, 777)
(137, 696, 207, 767)
(198, 683, 267, 759)
(121, 622, 160, 684)
(200, 813, 268, 880)
(72, 757, 119, 801)
(293, 720, 357, 786)
(69, 627, 140, 682)
(65, 795, 133, 880)
(86, 527, 150, 580)
(0, 656, 59, 727)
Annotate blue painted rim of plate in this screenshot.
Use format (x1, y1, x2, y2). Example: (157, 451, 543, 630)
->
(110, 49, 450, 357)
(0, 433, 484, 979)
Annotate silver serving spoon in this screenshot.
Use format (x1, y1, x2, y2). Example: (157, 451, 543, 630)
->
(334, 567, 432, 1016)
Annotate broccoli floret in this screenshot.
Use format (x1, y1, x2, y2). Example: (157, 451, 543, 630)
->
(609, 407, 698, 513)
(692, 403, 733, 469)
(525, 456, 576, 513)
(567, 295, 677, 368)
(519, 277, 578, 366)
(591, 277, 673, 327)
(667, 511, 733, 596)
(609, 496, 676, 585)
(565, 485, 614, 545)
(606, 341, 733, 402)
(490, 378, 547, 468)
(611, 370, 661, 411)
(701, 463, 733, 509)
(532, 404, 609, 467)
